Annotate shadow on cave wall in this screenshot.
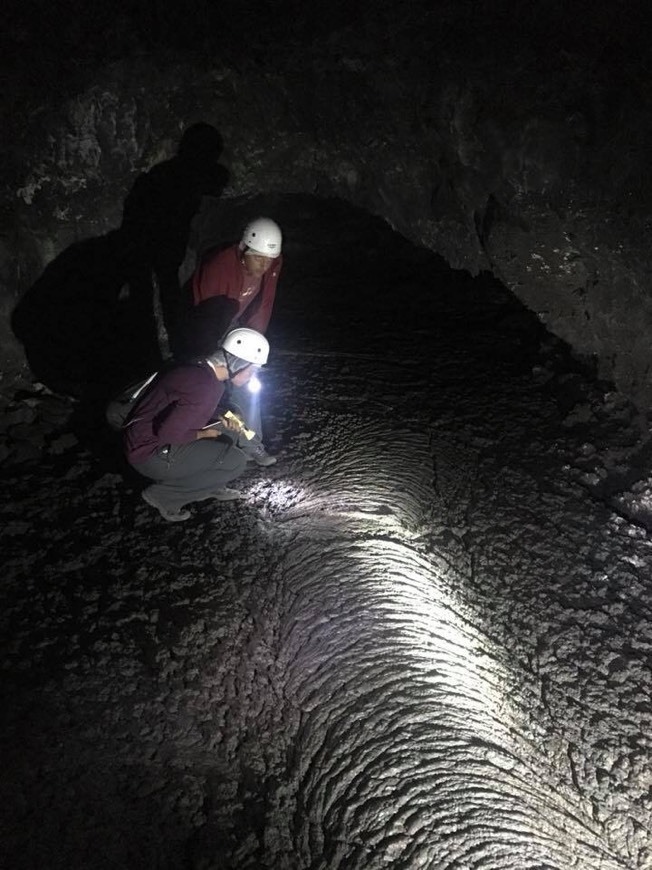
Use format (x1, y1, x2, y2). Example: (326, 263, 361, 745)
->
(10, 122, 229, 433)
(120, 121, 229, 358)
(11, 229, 136, 398)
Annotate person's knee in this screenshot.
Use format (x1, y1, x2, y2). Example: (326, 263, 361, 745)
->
(220, 445, 247, 475)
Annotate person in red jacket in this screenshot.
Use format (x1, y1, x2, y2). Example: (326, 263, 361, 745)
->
(192, 216, 282, 333)
(182, 216, 283, 466)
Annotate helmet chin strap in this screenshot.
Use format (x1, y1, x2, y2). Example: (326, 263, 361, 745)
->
(225, 352, 251, 380)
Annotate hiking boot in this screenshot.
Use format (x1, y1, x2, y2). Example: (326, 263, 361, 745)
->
(247, 445, 277, 466)
(142, 488, 191, 522)
(209, 487, 243, 501)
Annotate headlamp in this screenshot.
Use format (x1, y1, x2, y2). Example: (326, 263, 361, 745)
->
(248, 374, 262, 394)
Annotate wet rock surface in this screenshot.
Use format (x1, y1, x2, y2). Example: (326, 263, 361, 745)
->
(2, 197, 652, 869)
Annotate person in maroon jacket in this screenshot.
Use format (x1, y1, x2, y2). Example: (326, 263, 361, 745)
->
(181, 217, 283, 466)
(124, 328, 270, 522)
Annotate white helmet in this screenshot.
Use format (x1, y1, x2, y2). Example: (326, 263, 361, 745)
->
(241, 217, 282, 258)
(222, 328, 269, 366)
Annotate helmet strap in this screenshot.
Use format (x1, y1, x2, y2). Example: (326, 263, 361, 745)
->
(225, 352, 251, 379)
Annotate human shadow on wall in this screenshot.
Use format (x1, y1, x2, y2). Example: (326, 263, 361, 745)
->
(11, 122, 229, 461)
(119, 122, 229, 359)
(11, 229, 140, 402)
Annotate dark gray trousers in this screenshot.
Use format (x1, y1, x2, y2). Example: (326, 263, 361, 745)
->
(130, 438, 247, 511)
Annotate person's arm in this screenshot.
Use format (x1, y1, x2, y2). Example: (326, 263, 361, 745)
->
(243, 256, 282, 333)
(155, 370, 222, 443)
(192, 246, 239, 306)
(196, 427, 220, 439)
(195, 415, 241, 439)
(183, 296, 239, 357)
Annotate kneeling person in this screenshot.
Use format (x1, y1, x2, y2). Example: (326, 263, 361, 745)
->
(125, 328, 269, 521)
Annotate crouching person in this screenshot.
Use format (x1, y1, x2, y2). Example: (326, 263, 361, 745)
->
(124, 328, 269, 522)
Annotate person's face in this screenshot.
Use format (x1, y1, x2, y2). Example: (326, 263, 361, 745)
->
(243, 252, 274, 278)
(231, 365, 254, 388)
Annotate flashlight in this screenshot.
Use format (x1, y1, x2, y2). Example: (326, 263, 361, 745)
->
(248, 374, 262, 394)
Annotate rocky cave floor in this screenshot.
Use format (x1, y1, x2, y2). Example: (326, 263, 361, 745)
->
(2, 196, 652, 869)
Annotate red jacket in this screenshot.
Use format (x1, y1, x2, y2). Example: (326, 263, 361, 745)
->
(192, 244, 282, 334)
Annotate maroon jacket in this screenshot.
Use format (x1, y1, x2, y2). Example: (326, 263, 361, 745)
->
(124, 362, 225, 463)
(191, 244, 282, 334)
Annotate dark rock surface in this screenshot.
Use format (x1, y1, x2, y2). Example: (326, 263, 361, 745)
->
(3, 1, 652, 407)
(2, 197, 652, 869)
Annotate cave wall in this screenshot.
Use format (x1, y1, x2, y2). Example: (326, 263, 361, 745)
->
(4, 5, 652, 406)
